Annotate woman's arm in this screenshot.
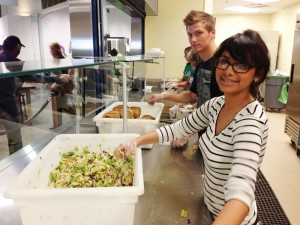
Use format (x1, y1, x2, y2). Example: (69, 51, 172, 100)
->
(213, 200, 249, 225)
(135, 131, 159, 147)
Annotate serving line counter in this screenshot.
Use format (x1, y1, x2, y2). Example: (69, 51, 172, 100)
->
(0, 55, 208, 225)
(0, 130, 205, 225)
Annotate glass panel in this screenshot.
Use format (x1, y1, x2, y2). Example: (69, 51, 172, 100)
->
(0, 56, 165, 160)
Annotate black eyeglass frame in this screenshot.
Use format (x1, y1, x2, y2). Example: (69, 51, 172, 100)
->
(215, 58, 254, 73)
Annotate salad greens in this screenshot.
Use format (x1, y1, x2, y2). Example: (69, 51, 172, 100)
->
(48, 147, 134, 188)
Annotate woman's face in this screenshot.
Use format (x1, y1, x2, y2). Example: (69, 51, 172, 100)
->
(50, 47, 58, 58)
(215, 51, 256, 96)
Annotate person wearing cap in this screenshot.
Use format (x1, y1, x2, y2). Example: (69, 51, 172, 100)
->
(0, 35, 27, 154)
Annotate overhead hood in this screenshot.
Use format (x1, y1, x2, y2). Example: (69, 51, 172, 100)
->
(107, 0, 146, 18)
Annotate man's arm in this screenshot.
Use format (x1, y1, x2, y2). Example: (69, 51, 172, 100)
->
(148, 90, 197, 105)
(163, 90, 197, 104)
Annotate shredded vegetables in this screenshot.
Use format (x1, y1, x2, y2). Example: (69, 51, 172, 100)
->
(48, 147, 134, 188)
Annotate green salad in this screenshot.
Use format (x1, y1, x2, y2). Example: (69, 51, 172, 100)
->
(48, 147, 134, 188)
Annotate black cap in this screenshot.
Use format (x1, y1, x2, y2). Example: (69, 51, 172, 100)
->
(3, 35, 25, 49)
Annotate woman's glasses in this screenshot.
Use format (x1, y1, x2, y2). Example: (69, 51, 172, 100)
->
(215, 59, 254, 73)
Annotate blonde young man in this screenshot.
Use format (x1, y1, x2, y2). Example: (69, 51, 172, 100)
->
(149, 10, 223, 148)
(149, 10, 222, 107)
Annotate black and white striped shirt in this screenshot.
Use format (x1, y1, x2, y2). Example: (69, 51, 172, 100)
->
(156, 96, 268, 225)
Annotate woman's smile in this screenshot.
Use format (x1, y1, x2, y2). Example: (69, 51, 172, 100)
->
(219, 76, 238, 84)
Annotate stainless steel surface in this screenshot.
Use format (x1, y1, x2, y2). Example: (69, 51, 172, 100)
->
(69, 0, 94, 57)
(286, 15, 300, 144)
(135, 144, 204, 225)
(0, 134, 205, 225)
(286, 20, 300, 124)
(131, 17, 143, 55)
(284, 116, 300, 143)
(106, 37, 130, 56)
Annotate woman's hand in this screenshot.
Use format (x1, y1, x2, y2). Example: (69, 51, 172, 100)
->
(171, 136, 189, 148)
(114, 139, 137, 158)
(169, 104, 179, 119)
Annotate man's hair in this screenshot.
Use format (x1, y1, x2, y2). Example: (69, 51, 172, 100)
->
(183, 10, 215, 32)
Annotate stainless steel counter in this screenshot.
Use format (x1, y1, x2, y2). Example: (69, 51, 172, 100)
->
(0, 136, 205, 225)
(0, 90, 204, 225)
(135, 144, 205, 225)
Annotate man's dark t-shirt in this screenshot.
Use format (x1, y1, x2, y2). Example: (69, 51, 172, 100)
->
(190, 55, 223, 107)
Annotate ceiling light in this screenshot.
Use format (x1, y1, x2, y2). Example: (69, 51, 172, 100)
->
(245, 0, 280, 3)
(225, 6, 261, 13)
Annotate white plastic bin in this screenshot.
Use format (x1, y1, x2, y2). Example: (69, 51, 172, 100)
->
(4, 134, 144, 225)
(93, 101, 164, 148)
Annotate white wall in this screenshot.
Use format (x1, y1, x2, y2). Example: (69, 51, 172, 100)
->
(0, 5, 72, 61)
(271, 2, 300, 74)
(145, 0, 204, 79)
(40, 7, 71, 60)
(214, 14, 272, 46)
(0, 16, 9, 43)
(214, 14, 279, 73)
(214, 2, 300, 75)
(1, 14, 35, 60)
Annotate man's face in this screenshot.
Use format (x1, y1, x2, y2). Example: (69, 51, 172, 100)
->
(13, 44, 22, 57)
(186, 22, 215, 55)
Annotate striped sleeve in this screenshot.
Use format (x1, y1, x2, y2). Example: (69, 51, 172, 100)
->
(155, 97, 220, 144)
(224, 114, 268, 208)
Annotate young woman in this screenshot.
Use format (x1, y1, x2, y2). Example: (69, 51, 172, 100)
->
(115, 29, 270, 225)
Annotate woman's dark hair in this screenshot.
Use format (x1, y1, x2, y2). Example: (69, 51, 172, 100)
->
(214, 29, 270, 98)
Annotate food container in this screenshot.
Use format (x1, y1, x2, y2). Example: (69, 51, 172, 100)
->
(4, 134, 144, 225)
(93, 101, 164, 148)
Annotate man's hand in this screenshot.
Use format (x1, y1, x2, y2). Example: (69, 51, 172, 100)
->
(148, 93, 164, 105)
(165, 81, 178, 89)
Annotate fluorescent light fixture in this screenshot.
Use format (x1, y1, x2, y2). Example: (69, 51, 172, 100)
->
(225, 6, 261, 13)
(19, 12, 30, 16)
(245, 0, 280, 3)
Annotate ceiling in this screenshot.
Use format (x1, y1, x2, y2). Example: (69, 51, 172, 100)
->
(213, 0, 300, 15)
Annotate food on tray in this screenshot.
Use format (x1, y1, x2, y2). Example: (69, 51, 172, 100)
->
(102, 104, 155, 120)
(113, 104, 128, 112)
(129, 106, 141, 118)
(103, 110, 120, 118)
(48, 147, 134, 188)
(120, 109, 134, 119)
(141, 115, 155, 120)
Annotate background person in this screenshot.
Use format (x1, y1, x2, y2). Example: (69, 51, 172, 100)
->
(48, 42, 75, 128)
(115, 29, 270, 225)
(0, 36, 35, 154)
(149, 10, 223, 148)
(166, 46, 199, 92)
(148, 10, 222, 107)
